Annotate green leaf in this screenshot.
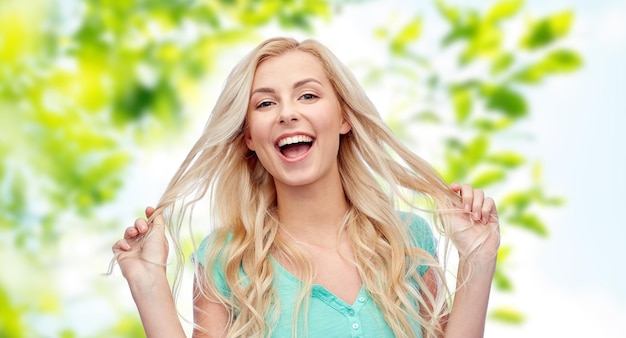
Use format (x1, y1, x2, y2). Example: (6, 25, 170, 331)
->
(493, 268, 514, 291)
(472, 117, 513, 131)
(491, 52, 514, 75)
(470, 168, 506, 188)
(485, 0, 524, 23)
(457, 14, 494, 64)
(190, 5, 221, 28)
(435, 0, 460, 25)
(442, 28, 468, 47)
(442, 148, 470, 183)
(484, 86, 528, 117)
(451, 86, 473, 122)
(59, 329, 77, 338)
(113, 82, 155, 123)
(486, 151, 526, 167)
(0, 287, 26, 337)
(108, 314, 148, 337)
(531, 161, 543, 181)
(240, 1, 279, 26)
(413, 111, 442, 123)
(278, 11, 311, 30)
(541, 196, 567, 207)
(490, 306, 526, 324)
(543, 49, 583, 72)
(514, 48, 583, 83)
(499, 191, 531, 213)
(390, 16, 422, 55)
(497, 245, 513, 263)
(445, 137, 465, 151)
(520, 10, 574, 50)
(508, 213, 549, 237)
(465, 135, 490, 165)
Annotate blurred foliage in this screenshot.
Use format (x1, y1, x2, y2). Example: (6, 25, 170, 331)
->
(0, 0, 581, 335)
(490, 306, 526, 324)
(374, 0, 579, 324)
(0, 0, 332, 240)
(0, 0, 335, 336)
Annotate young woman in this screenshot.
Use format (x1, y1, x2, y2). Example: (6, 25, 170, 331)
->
(112, 37, 500, 338)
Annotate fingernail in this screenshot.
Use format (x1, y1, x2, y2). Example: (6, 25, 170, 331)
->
(465, 204, 470, 212)
(474, 212, 480, 220)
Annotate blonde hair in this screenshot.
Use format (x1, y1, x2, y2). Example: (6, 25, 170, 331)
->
(153, 37, 475, 338)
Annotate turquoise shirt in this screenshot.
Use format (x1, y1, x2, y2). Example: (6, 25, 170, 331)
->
(194, 212, 437, 338)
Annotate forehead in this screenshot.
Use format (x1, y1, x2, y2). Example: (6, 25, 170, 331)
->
(252, 50, 328, 87)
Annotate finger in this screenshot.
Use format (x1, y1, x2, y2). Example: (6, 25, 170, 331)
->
(472, 189, 484, 221)
(460, 184, 474, 212)
(482, 197, 497, 224)
(124, 226, 140, 240)
(134, 218, 149, 234)
(450, 182, 461, 193)
(151, 212, 166, 235)
(112, 239, 132, 252)
(145, 206, 155, 218)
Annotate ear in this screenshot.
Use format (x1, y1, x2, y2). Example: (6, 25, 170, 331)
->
(244, 131, 256, 151)
(339, 117, 352, 135)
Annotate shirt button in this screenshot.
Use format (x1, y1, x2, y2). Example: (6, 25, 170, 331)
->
(358, 296, 366, 303)
(352, 323, 359, 330)
(347, 309, 355, 316)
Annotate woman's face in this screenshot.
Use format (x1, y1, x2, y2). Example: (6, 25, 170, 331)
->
(245, 50, 351, 189)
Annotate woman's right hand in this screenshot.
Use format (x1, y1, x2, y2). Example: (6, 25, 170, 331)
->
(112, 206, 169, 285)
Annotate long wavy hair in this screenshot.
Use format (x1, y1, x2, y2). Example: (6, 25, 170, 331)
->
(151, 37, 480, 338)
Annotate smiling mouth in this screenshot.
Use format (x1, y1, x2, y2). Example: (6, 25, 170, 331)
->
(277, 135, 314, 159)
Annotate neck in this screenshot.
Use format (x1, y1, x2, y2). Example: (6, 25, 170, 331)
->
(274, 174, 350, 245)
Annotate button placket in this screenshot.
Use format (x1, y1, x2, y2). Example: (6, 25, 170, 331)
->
(347, 291, 368, 337)
(349, 316, 363, 337)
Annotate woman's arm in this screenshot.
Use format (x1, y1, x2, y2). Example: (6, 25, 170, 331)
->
(444, 254, 496, 337)
(112, 207, 186, 338)
(443, 183, 500, 338)
(192, 267, 231, 338)
(128, 272, 186, 338)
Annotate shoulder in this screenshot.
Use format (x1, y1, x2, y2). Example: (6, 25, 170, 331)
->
(192, 227, 234, 296)
(192, 227, 232, 266)
(397, 211, 437, 257)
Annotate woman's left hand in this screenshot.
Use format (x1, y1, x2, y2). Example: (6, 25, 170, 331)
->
(448, 182, 500, 259)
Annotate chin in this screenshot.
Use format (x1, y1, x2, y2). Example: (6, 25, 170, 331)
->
(273, 172, 319, 188)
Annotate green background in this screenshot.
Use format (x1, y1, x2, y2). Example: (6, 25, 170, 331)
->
(1, 0, 623, 337)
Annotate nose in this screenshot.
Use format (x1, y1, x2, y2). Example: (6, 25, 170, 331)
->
(278, 102, 299, 124)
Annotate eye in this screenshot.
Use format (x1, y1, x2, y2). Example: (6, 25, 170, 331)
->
(299, 93, 318, 101)
(256, 101, 274, 109)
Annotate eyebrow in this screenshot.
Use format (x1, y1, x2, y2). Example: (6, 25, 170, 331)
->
(250, 78, 322, 96)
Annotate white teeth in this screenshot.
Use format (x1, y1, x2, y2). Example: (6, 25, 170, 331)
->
(277, 135, 313, 147)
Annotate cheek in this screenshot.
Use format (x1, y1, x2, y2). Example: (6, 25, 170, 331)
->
(324, 102, 347, 132)
(245, 118, 268, 152)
